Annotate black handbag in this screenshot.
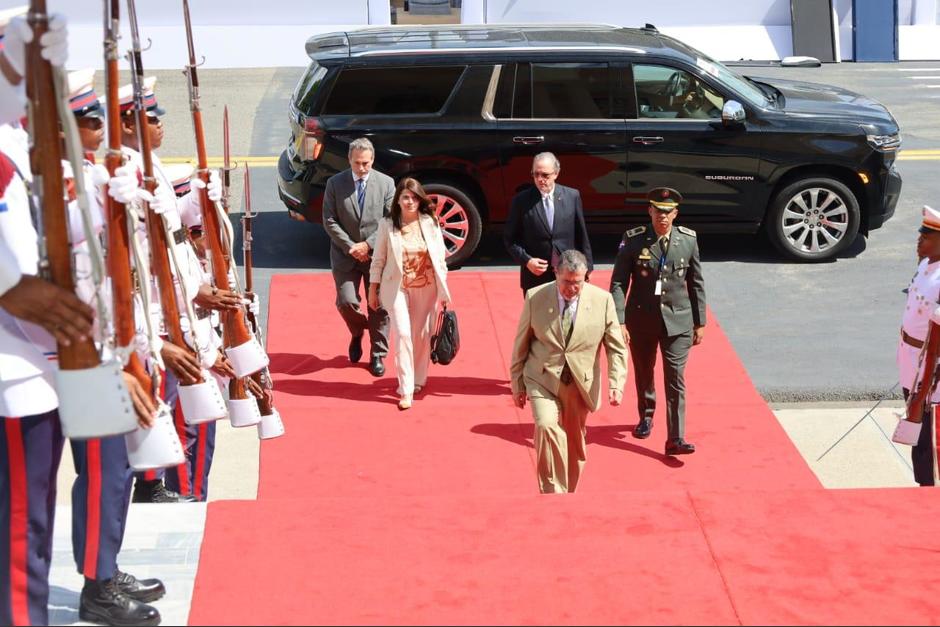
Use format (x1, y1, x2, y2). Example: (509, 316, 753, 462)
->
(430, 305, 459, 365)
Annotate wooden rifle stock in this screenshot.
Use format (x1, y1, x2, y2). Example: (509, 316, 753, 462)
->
(907, 320, 940, 423)
(103, 0, 149, 390)
(26, 0, 99, 369)
(182, 0, 253, 402)
(126, 0, 203, 385)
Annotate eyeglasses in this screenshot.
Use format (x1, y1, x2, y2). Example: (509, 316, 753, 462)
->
(531, 171, 556, 179)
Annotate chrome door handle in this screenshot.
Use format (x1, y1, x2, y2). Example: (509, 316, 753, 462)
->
(632, 136, 664, 145)
(512, 136, 545, 145)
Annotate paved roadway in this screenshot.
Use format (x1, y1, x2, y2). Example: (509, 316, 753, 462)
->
(139, 61, 940, 401)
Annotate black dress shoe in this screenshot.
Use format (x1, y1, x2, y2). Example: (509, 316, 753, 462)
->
(114, 569, 166, 603)
(133, 479, 198, 504)
(665, 438, 696, 456)
(348, 334, 364, 363)
(369, 355, 385, 377)
(632, 418, 652, 439)
(80, 577, 161, 626)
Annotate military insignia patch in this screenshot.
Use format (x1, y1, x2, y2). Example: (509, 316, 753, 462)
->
(625, 226, 645, 238)
(677, 225, 696, 236)
(639, 247, 651, 260)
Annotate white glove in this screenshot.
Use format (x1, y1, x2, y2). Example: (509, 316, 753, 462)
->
(4, 14, 68, 78)
(106, 165, 141, 205)
(139, 185, 175, 216)
(191, 169, 222, 202)
(244, 293, 260, 317)
(88, 164, 110, 188)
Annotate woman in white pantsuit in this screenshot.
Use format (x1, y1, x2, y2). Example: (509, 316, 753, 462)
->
(368, 178, 452, 410)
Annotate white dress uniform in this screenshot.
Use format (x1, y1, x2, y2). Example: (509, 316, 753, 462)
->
(122, 147, 204, 342)
(0, 131, 58, 417)
(898, 257, 940, 401)
(897, 205, 940, 487)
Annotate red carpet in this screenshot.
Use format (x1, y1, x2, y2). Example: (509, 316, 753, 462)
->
(188, 271, 940, 625)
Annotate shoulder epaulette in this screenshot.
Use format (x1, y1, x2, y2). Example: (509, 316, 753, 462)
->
(677, 225, 696, 237)
(625, 226, 645, 238)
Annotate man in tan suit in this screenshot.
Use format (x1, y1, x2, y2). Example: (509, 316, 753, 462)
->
(511, 250, 628, 493)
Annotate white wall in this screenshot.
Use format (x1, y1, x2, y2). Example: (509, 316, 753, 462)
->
(0, 0, 389, 69)
(3, 0, 937, 68)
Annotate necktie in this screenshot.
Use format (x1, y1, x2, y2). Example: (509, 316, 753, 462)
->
(660, 235, 669, 255)
(356, 178, 366, 211)
(543, 194, 554, 230)
(561, 299, 573, 344)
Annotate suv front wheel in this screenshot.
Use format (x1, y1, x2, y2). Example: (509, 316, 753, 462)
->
(423, 182, 483, 268)
(766, 176, 860, 261)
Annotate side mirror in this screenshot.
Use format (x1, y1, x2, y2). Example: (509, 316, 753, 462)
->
(722, 100, 746, 125)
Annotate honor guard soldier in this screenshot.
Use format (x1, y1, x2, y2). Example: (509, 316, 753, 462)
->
(63, 70, 167, 624)
(118, 77, 202, 504)
(898, 206, 940, 486)
(610, 187, 707, 456)
(119, 79, 235, 503)
(163, 163, 230, 501)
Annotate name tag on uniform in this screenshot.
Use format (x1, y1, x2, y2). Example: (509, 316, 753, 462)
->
(654, 279, 663, 296)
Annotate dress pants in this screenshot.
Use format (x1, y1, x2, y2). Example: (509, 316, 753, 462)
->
(333, 262, 389, 358)
(0, 410, 64, 626)
(527, 380, 590, 494)
(389, 283, 437, 397)
(627, 320, 693, 442)
(70, 435, 133, 581)
(902, 388, 937, 486)
(165, 411, 215, 502)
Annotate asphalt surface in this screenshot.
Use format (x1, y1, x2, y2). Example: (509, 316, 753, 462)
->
(129, 61, 940, 402)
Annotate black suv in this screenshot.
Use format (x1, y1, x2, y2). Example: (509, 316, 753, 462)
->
(277, 24, 902, 264)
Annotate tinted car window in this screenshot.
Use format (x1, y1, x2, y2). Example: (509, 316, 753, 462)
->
(322, 66, 465, 116)
(293, 61, 328, 113)
(494, 62, 612, 119)
(532, 63, 610, 119)
(633, 64, 724, 120)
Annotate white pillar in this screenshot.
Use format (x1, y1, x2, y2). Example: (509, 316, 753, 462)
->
(368, 0, 392, 25)
(460, 0, 487, 24)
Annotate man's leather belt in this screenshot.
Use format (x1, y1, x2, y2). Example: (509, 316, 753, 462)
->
(902, 329, 925, 349)
(172, 228, 188, 245)
(560, 363, 573, 385)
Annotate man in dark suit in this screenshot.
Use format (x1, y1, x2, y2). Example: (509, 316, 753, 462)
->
(610, 187, 706, 456)
(503, 152, 593, 293)
(322, 137, 396, 376)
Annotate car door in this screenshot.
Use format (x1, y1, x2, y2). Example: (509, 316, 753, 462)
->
(625, 62, 763, 226)
(490, 61, 628, 229)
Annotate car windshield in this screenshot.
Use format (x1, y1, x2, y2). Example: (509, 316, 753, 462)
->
(694, 56, 769, 108)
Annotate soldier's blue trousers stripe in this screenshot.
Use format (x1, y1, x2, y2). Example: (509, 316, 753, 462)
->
(0, 411, 63, 626)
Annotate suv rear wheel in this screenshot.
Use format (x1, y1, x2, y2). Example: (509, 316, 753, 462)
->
(423, 182, 483, 268)
(766, 176, 860, 261)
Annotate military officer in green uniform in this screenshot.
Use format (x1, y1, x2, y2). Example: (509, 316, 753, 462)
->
(610, 187, 706, 456)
